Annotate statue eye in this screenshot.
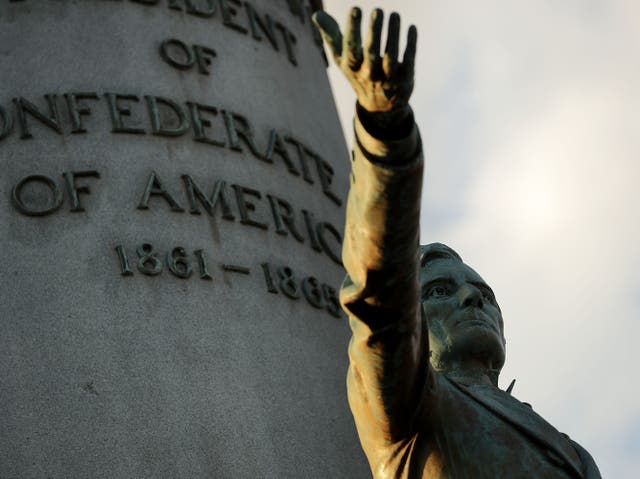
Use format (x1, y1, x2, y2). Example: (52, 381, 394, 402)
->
(480, 289, 496, 305)
(429, 286, 449, 298)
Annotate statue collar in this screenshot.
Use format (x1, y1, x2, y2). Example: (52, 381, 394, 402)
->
(444, 375, 584, 479)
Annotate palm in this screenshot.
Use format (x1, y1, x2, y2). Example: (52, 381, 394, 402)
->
(313, 8, 417, 113)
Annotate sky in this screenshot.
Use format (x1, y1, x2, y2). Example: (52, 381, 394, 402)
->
(323, 1, 640, 477)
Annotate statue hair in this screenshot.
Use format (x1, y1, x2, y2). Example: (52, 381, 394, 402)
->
(420, 243, 462, 267)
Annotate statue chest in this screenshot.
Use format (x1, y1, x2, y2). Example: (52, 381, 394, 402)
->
(404, 377, 583, 479)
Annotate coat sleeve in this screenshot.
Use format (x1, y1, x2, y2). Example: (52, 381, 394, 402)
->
(341, 106, 435, 451)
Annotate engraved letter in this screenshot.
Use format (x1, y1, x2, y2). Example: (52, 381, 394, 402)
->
(64, 92, 99, 134)
(244, 2, 278, 50)
(105, 93, 145, 134)
(11, 175, 63, 217)
(0, 105, 13, 141)
(264, 130, 299, 175)
(13, 95, 63, 139)
(63, 170, 101, 212)
(314, 153, 342, 206)
(221, 110, 262, 159)
(218, 0, 248, 34)
(302, 209, 322, 252)
(316, 221, 342, 265)
(232, 184, 267, 230)
(181, 174, 235, 220)
(138, 171, 185, 212)
(145, 96, 189, 137)
(193, 45, 217, 75)
(285, 0, 305, 22)
(187, 102, 226, 147)
(160, 38, 196, 70)
(188, 0, 217, 17)
(174, 0, 217, 17)
(276, 23, 298, 66)
(285, 136, 315, 184)
(267, 194, 305, 242)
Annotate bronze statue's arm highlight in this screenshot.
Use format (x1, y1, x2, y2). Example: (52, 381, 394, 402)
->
(341, 106, 432, 449)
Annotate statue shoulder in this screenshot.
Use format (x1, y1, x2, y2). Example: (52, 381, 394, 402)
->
(567, 436, 602, 479)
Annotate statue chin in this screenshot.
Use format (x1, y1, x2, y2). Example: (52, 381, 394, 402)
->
(431, 327, 506, 372)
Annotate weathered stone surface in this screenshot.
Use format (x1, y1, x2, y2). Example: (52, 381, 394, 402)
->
(0, 1, 367, 477)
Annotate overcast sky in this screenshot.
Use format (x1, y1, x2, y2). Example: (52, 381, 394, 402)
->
(323, 1, 639, 477)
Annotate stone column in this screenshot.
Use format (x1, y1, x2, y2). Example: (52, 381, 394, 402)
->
(0, 1, 366, 477)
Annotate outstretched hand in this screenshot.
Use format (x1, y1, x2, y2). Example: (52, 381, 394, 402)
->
(313, 7, 417, 114)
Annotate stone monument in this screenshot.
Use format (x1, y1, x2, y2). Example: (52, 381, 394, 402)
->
(0, 1, 368, 477)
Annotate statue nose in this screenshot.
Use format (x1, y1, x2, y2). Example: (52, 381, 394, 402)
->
(458, 284, 483, 309)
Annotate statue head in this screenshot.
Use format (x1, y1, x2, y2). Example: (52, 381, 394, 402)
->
(420, 243, 506, 378)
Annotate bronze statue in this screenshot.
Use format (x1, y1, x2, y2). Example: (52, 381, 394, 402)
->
(314, 7, 602, 478)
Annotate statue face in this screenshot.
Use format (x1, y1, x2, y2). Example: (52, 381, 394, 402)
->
(420, 259, 506, 370)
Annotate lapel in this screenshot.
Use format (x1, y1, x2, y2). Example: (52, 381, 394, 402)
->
(445, 376, 584, 479)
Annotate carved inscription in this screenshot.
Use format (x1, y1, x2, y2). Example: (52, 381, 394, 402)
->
(114, 243, 342, 317)
(10, 171, 343, 266)
(11, 170, 100, 216)
(8, 0, 320, 66)
(261, 262, 341, 317)
(0, 93, 342, 206)
(5, 0, 341, 317)
(160, 39, 217, 75)
(116, 243, 215, 279)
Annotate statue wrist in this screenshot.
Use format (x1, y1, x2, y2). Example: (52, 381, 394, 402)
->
(356, 102, 414, 141)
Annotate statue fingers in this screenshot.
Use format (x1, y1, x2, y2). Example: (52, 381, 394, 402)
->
(312, 11, 343, 63)
(363, 8, 384, 76)
(382, 12, 401, 78)
(343, 7, 363, 70)
(400, 25, 418, 81)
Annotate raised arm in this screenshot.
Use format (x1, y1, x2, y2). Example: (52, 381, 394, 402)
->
(315, 8, 432, 453)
